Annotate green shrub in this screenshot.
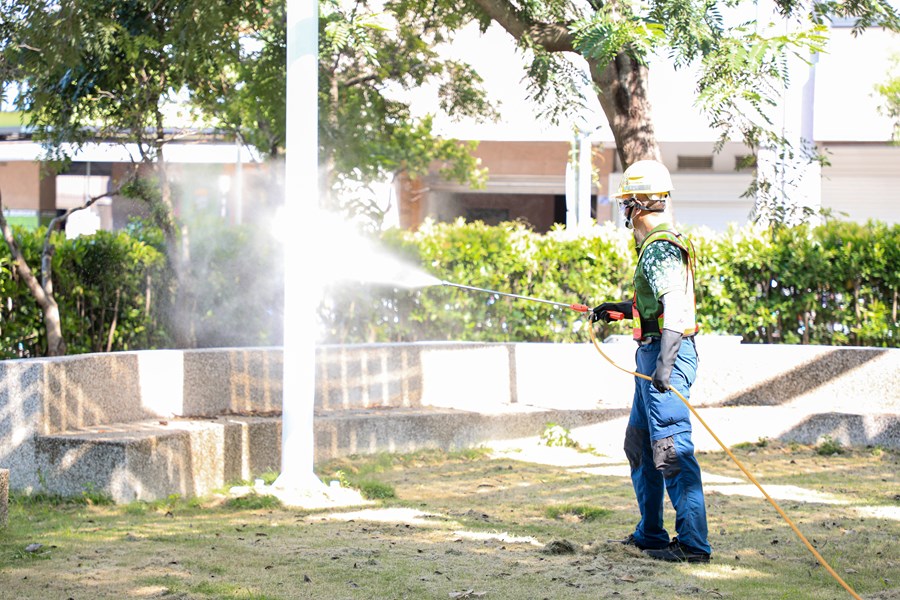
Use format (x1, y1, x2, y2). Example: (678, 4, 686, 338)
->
(0, 217, 284, 357)
(319, 218, 900, 347)
(224, 492, 283, 510)
(816, 435, 846, 456)
(4, 215, 899, 355)
(356, 479, 396, 500)
(0, 223, 171, 357)
(174, 212, 284, 348)
(540, 423, 578, 448)
(321, 219, 634, 343)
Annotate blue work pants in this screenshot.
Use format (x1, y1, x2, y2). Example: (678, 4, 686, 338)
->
(625, 337, 710, 555)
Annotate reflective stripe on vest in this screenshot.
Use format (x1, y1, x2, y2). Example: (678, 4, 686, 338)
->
(632, 229, 699, 341)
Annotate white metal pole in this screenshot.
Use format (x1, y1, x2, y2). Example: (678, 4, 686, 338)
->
(275, 0, 323, 491)
(235, 141, 243, 225)
(790, 45, 821, 218)
(564, 160, 576, 228)
(577, 135, 592, 228)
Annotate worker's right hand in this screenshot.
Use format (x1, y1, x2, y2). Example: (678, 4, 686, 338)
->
(590, 301, 633, 323)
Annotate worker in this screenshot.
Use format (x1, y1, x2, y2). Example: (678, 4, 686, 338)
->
(591, 159, 711, 563)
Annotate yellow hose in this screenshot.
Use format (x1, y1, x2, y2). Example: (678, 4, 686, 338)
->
(586, 324, 863, 600)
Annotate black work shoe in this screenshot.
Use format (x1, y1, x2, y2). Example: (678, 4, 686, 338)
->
(644, 538, 710, 563)
(608, 534, 668, 551)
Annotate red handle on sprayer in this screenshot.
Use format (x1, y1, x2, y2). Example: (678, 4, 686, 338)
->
(569, 305, 624, 321)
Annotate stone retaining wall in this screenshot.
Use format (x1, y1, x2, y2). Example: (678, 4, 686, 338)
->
(1, 339, 897, 497)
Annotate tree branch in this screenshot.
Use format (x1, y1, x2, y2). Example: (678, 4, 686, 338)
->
(468, 0, 575, 52)
(342, 73, 380, 88)
(0, 189, 50, 309)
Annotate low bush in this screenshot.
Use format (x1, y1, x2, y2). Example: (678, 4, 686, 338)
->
(321, 218, 900, 347)
(3, 216, 898, 356)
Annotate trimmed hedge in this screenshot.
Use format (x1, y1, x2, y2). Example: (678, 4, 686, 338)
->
(321, 218, 900, 347)
(2, 217, 898, 356)
(0, 218, 283, 358)
(0, 224, 171, 358)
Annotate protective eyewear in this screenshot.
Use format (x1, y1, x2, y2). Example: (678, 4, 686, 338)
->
(619, 196, 640, 209)
(618, 196, 640, 229)
(618, 196, 641, 216)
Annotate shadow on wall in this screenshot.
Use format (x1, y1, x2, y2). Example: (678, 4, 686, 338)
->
(312, 407, 631, 462)
(722, 348, 887, 407)
(182, 349, 284, 415)
(1, 348, 285, 495)
(0, 361, 44, 487)
(46, 354, 151, 433)
(316, 345, 424, 410)
(33, 417, 282, 502)
(778, 412, 900, 448)
(33, 425, 201, 502)
(38, 349, 286, 433)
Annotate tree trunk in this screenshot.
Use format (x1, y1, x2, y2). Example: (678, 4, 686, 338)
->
(152, 120, 193, 349)
(155, 143, 178, 252)
(106, 288, 121, 352)
(893, 287, 897, 323)
(589, 55, 661, 167)
(319, 65, 341, 210)
(468, 0, 661, 168)
(0, 191, 67, 356)
(44, 301, 66, 356)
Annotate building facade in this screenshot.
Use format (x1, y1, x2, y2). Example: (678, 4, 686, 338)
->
(394, 20, 900, 233)
(1, 21, 898, 235)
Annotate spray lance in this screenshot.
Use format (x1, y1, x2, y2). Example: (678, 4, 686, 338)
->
(440, 281, 624, 320)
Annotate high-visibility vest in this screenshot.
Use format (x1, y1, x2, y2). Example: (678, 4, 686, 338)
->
(632, 227, 699, 341)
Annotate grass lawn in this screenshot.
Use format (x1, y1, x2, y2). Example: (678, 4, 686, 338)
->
(0, 440, 897, 600)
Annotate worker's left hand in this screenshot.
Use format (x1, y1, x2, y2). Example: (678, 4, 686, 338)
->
(590, 301, 632, 323)
(651, 329, 683, 393)
(650, 369, 670, 393)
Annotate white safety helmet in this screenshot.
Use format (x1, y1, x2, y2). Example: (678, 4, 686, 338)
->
(613, 160, 674, 200)
(614, 160, 673, 229)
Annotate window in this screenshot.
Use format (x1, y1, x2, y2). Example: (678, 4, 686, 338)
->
(466, 208, 509, 226)
(677, 155, 713, 170)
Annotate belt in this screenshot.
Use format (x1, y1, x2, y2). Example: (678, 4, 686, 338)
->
(637, 334, 696, 346)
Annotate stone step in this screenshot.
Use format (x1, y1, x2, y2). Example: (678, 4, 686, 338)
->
(32, 407, 627, 503)
(34, 416, 281, 503)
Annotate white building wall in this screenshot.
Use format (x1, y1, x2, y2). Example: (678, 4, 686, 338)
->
(813, 27, 899, 142)
(820, 145, 900, 223)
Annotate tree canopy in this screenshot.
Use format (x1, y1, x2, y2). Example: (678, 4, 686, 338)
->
(3, 0, 898, 220)
(1, 0, 498, 223)
(439, 0, 898, 163)
(0, 0, 266, 243)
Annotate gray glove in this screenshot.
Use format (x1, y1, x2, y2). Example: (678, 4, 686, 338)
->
(651, 329, 683, 393)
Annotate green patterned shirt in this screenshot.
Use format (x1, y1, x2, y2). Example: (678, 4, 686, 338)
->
(633, 226, 692, 334)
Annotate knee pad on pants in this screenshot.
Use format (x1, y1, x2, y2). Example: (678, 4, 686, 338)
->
(624, 425, 644, 471)
(652, 436, 681, 478)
